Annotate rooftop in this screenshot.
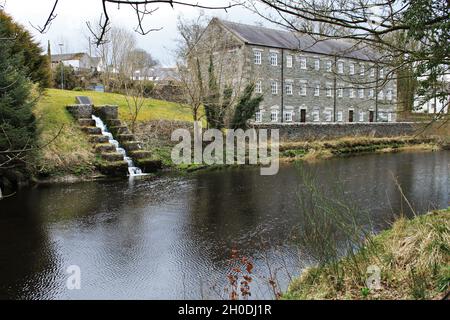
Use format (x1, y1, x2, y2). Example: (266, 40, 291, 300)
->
(216, 18, 376, 61)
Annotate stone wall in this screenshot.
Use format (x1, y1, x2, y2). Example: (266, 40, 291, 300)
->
(66, 104, 93, 119)
(93, 105, 118, 120)
(253, 122, 420, 141)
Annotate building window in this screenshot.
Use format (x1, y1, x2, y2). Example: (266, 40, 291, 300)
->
(326, 85, 332, 97)
(369, 89, 374, 98)
(270, 52, 278, 66)
(387, 89, 393, 101)
(286, 55, 293, 68)
(379, 68, 384, 78)
(300, 82, 307, 96)
(284, 111, 293, 122)
(337, 61, 344, 74)
(300, 56, 307, 69)
(349, 63, 355, 75)
(337, 111, 343, 122)
(387, 113, 392, 122)
(358, 88, 364, 98)
(312, 110, 320, 122)
(370, 67, 375, 77)
(314, 59, 320, 70)
(338, 87, 343, 98)
(271, 81, 278, 94)
(255, 111, 262, 122)
(378, 90, 384, 100)
(271, 110, 278, 122)
(254, 51, 262, 65)
(360, 64, 365, 76)
(359, 111, 364, 122)
(349, 87, 355, 98)
(314, 84, 320, 96)
(324, 110, 332, 122)
(326, 61, 332, 72)
(255, 80, 262, 93)
(285, 82, 293, 95)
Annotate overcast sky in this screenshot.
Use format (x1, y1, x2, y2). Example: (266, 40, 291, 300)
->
(3, 0, 270, 66)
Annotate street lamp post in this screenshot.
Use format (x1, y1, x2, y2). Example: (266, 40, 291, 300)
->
(59, 43, 64, 90)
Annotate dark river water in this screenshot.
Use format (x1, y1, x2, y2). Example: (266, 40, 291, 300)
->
(0, 151, 448, 299)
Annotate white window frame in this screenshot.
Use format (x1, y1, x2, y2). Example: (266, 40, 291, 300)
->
(256, 80, 262, 93)
(271, 81, 278, 95)
(300, 56, 307, 69)
(324, 110, 332, 122)
(337, 111, 343, 122)
(349, 87, 355, 98)
(349, 63, 355, 75)
(314, 84, 320, 97)
(299, 82, 307, 96)
(359, 111, 364, 122)
(369, 88, 374, 98)
(312, 110, 320, 122)
(386, 89, 393, 101)
(254, 51, 262, 65)
(370, 67, 375, 77)
(270, 52, 278, 66)
(286, 55, 293, 68)
(284, 111, 293, 122)
(285, 82, 293, 95)
(326, 84, 332, 97)
(326, 61, 332, 72)
(379, 68, 384, 78)
(255, 111, 262, 122)
(378, 90, 384, 100)
(270, 110, 278, 122)
(360, 64, 365, 76)
(337, 61, 344, 74)
(314, 59, 320, 71)
(387, 112, 393, 122)
(358, 88, 364, 98)
(338, 87, 343, 98)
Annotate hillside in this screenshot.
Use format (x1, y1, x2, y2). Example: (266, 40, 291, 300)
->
(32, 89, 192, 178)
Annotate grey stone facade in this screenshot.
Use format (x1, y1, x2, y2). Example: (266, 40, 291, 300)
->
(196, 18, 398, 124)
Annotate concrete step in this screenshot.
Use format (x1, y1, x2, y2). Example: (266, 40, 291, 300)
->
(95, 143, 116, 153)
(135, 159, 162, 173)
(122, 141, 142, 152)
(98, 160, 129, 176)
(101, 152, 125, 162)
(107, 119, 122, 127)
(110, 126, 129, 135)
(81, 126, 102, 135)
(89, 135, 109, 144)
(117, 134, 135, 143)
(129, 150, 152, 159)
(78, 118, 96, 127)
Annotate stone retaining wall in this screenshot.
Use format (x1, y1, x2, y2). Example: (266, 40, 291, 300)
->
(66, 104, 92, 119)
(253, 122, 421, 141)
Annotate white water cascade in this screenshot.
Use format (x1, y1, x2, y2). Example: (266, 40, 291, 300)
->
(91, 115, 144, 177)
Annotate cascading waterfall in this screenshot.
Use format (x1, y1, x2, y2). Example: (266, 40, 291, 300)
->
(91, 115, 143, 177)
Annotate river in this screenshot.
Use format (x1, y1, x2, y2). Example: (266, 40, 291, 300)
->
(0, 151, 448, 299)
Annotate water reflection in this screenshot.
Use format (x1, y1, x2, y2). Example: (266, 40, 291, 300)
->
(0, 151, 448, 299)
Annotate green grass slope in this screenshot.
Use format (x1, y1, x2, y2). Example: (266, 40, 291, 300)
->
(33, 89, 192, 177)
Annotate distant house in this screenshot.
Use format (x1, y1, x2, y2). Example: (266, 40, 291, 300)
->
(132, 66, 180, 83)
(51, 52, 104, 72)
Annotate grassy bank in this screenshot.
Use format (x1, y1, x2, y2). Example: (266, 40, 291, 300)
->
(32, 89, 192, 178)
(280, 136, 442, 161)
(285, 207, 450, 300)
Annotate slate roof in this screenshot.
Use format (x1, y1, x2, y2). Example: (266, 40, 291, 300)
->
(217, 18, 376, 61)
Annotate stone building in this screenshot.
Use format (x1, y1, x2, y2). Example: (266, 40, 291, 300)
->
(194, 18, 398, 123)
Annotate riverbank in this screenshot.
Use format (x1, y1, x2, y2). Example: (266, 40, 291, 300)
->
(284, 207, 450, 300)
(279, 136, 445, 162)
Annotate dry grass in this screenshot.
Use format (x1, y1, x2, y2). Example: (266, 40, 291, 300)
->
(285, 208, 450, 300)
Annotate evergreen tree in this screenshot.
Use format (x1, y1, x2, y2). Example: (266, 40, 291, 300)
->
(0, 11, 50, 89)
(230, 83, 263, 130)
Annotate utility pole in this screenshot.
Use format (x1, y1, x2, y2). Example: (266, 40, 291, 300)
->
(59, 43, 64, 90)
